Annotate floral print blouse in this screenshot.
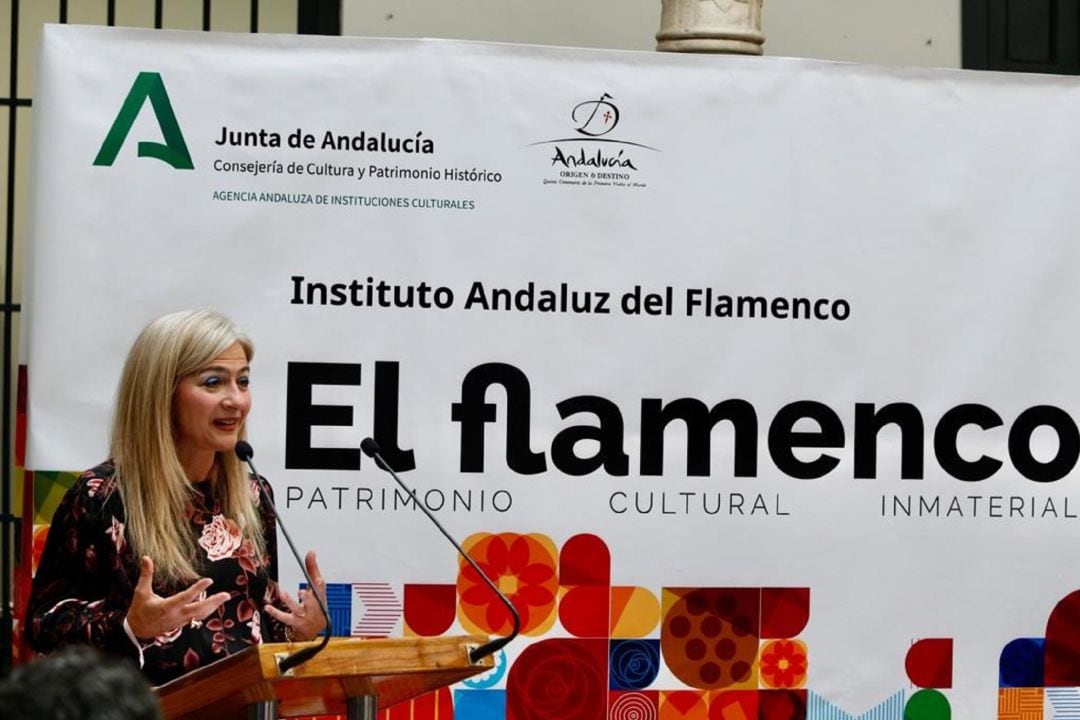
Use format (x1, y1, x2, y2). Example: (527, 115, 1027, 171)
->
(25, 461, 289, 686)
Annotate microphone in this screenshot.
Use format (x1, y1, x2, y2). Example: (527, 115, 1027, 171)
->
(360, 437, 520, 664)
(234, 441, 333, 674)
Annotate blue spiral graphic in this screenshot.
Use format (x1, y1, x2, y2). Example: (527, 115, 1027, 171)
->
(610, 639, 660, 690)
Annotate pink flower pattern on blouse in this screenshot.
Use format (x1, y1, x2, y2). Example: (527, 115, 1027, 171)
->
(25, 461, 292, 686)
(106, 517, 126, 553)
(198, 515, 242, 561)
(154, 625, 183, 646)
(248, 609, 262, 644)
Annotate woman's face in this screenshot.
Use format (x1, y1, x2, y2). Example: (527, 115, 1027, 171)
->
(173, 341, 251, 459)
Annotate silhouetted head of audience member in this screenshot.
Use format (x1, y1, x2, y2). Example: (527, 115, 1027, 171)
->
(0, 645, 162, 720)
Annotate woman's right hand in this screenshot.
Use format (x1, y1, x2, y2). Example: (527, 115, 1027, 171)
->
(125, 556, 231, 641)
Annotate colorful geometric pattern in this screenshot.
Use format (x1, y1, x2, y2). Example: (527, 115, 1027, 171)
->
(23, 466, 1080, 720)
(905, 639, 952, 689)
(758, 690, 806, 720)
(560, 534, 611, 638)
(991, 590, 1080, 720)
(758, 641, 807, 690)
(661, 588, 760, 690)
(997, 688, 1042, 720)
(709, 690, 758, 720)
(458, 532, 559, 637)
(506, 638, 607, 720)
(806, 691, 904, 720)
(21, 520, 823, 720)
(314, 582, 402, 638)
(612, 586, 661, 638)
(404, 583, 457, 636)
(352, 583, 402, 637)
(904, 689, 949, 719)
(1046, 688, 1080, 719)
(760, 589, 809, 640)
(335, 534, 818, 719)
(1044, 590, 1080, 686)
(380, 687, 453, 720)
(31, 524, 50, 575)
(455, 689, 507, 720)
(322, 583, 355, 637)
(610, 691, 659, 720)
(610, 639, 661, 690)
(660, 690, 708, 720)
(32, 470, 78, 524)
(999, 639, 1044, 688)
(462, 650, 509, 689)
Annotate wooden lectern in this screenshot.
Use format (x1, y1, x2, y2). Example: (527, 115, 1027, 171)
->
(155, 635, 493, 720)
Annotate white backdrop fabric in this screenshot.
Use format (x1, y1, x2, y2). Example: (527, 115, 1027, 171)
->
(25, 24, 1080, 718)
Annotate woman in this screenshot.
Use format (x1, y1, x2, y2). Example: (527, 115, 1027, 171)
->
(25, 309, 327, 685)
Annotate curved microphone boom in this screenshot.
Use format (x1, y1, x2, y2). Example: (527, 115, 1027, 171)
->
(360, 437, 521, 664)
(234, 441, 333, 674)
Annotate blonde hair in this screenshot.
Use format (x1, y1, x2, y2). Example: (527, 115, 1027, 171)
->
(110, 309, 263, 584)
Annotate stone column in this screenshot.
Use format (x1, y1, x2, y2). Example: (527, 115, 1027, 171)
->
(656, 0, 764, 55)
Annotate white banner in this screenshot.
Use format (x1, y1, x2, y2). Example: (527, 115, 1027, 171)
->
(25, 24, 1080, 719)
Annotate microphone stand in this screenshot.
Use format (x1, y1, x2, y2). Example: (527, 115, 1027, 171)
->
(234, 442, 333, 674)
(360, 437, 520, 663)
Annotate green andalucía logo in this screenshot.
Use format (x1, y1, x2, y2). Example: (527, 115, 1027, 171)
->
(93, 72, 194, 169)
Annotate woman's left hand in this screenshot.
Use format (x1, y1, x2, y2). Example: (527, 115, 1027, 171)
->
(265, 550, 328, 641)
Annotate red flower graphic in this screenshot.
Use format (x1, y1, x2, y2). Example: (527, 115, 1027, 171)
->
(759, 640, 808, 689)
(458, 533, 558, 636)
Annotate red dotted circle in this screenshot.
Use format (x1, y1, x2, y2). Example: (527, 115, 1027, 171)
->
(662, 589, 759, 690)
